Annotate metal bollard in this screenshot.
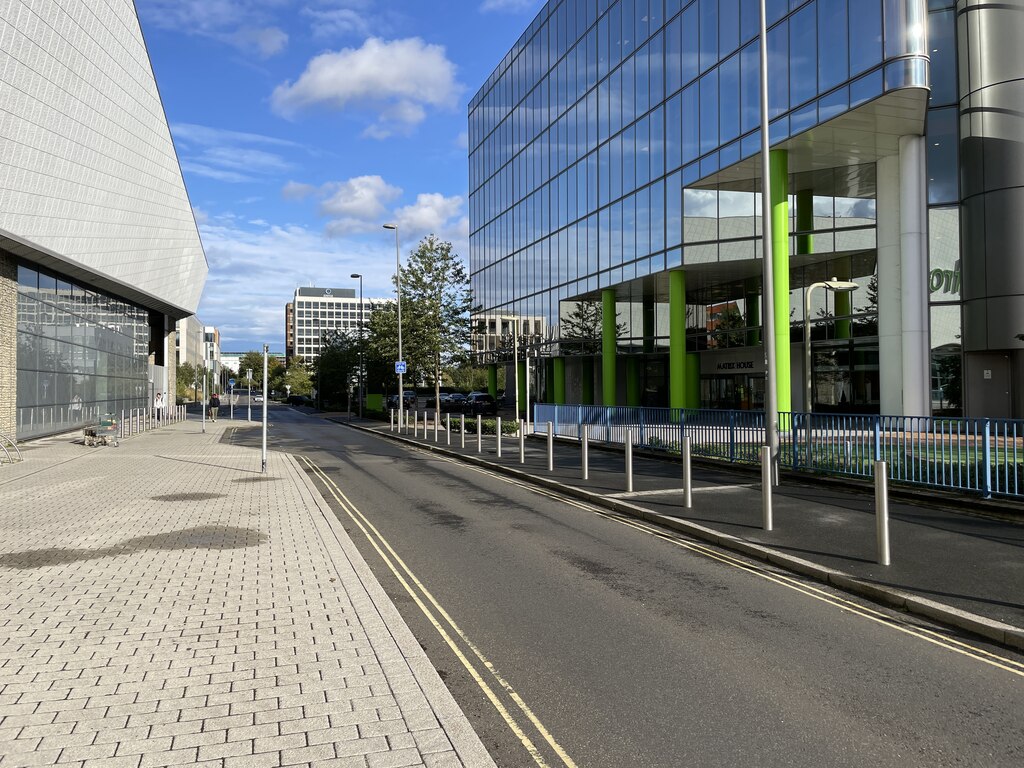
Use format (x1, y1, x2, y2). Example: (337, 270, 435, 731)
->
(682, 436, 692, 509)
(446, 414, 451, 446)
(519, 420, 525, 464)
(581, 424, 589, 480)
(875, 460, 891, 565)
(434, 411, 439, 442)
(547, 421, 554, 471)
(390, 409, 395, 431)
(120, 409, 125, 439)
(496, 417, 502, 458)
(477, 415, 482, 453)
(461, 414, 465, 449)
(413, 411, 419, 438)
(761, 446, 773, 531)
(625, 429, 633, 492)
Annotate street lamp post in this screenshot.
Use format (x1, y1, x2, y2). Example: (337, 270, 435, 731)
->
(758, 0, 779, 483)
(804, 278, 858, 412)
(383, 224, 403, 429)
(351, 272, 364, 418)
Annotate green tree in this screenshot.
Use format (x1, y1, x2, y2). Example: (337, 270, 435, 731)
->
(176, 362, 196, 400)
(372, 236, 475, 409)
(237, 350, 280, 385)
(316, 329, 360, 409)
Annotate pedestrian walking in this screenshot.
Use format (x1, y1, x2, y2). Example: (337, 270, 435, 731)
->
(209, 392, 220, 421)
(154, 392, 164, 422)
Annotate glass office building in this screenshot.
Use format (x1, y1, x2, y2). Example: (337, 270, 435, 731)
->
(0, 1, 207, 440)
(468, 0, 1024, 417)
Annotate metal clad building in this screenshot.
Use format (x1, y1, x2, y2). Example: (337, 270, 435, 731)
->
(0, 0, 207, 439)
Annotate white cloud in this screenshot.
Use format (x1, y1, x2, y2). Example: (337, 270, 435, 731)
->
(319, 176, 403, 234)
(282, 181, 317, 200)
(303, 7, 371, 38)
(480, 0, 539, 12)
(195, 215, 403, 350)
(270, 37, 462, 137)
(231, 26, 289, 58)
(394, 193, 464, 233)
(136, 1, 289, 56)
(172, 123, 296, 185)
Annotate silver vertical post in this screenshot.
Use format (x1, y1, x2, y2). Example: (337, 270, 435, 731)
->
(413, 411, 419, 438)
(682, 435, 693, 509)
(581, 424, 589, 480)
(625, 429, 633, 492)
(461, 414, 466, 449)
(496, 417, 502, 458)
(261, 345, 268, 474)
(247, 368, 252, 423)
(519, 420, 526, 463)
(477, 415, 482, 453)
(547, 421, 554, 471)
(434, 410, 439, 442)
(758, 0, 780, 485)
(875, 460, 891, 566)
(446, 414, 451, 445)
(120, 410, 124, 439)
(391, 409, 395, 431)
(761, 445, 773, 530)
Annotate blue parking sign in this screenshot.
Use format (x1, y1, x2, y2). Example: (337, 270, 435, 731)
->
(228, 378, 236, 388)
(395, 361, 407, 374)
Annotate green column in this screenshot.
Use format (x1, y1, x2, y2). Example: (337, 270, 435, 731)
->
(517, 361, 527, 418)
(581, 359, 595, 405)
(487, 364, 498, 398)
(771, 150, 792, 413)
(602, 288, 617, 406)
(626, 357, 642, 406)
(553, 357, 566, 405)
(669, 270, 687, 410)
(833, 260, 853, 340)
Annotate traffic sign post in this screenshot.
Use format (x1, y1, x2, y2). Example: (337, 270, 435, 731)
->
(395, 361, 407, 374)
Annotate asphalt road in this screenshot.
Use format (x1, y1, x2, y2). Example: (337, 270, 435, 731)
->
(232, 405, 1024, 768)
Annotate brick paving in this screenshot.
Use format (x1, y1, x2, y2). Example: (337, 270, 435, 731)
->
(0, 420, 494, 768)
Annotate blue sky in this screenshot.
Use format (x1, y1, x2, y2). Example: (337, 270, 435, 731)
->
(136, 0, 544, 352)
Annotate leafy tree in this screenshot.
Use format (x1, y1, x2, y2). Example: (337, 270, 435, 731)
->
(559, 300, 625, 355)
(710, 305, 746, 348)
(448, 361, 496, 393)
(176, 362, 196, 400)
(237, 350, 279, 384)
(316, 329, 360, 409)
(372, 236, 475, 409)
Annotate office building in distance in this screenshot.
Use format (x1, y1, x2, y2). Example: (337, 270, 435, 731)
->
(0, 0, 207, 440)
(289, 287, 376, 363)
(468, 0, 1023, 417)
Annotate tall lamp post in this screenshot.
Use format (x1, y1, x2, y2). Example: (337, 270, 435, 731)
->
(382, 224, 403, 429)
(758, 0, 779, 482)
(351, 273, 364, 418)
(804, 278, 858, 412)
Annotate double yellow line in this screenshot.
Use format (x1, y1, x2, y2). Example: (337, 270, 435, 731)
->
(428, 452, 1024, 679)
(300, 455, 578, 768)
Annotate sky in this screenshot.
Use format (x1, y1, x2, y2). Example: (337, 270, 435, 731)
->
(136, 0, 546, 352)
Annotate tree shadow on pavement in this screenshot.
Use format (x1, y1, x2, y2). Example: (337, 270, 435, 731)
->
(0, 525, 267, 569)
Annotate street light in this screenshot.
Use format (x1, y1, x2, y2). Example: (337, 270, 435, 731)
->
(351, 272, 364, 418)
(804, 277, 859, 412)
(382, 224, 403, 429)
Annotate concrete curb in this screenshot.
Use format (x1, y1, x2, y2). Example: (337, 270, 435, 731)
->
(348, 421, 1024, 653)
(284, 453, 498, 768)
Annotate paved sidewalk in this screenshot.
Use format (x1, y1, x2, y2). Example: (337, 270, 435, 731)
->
(358, 416, 1024, 650)
(0, 420, 495, 768)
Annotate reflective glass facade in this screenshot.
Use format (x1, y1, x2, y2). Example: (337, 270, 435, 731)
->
(15, 261, 151, 440)
(469, 0, 929, 331)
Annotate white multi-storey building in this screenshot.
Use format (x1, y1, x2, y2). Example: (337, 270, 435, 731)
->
(290, 287, 378, 363)
(0, 0, 207, 439)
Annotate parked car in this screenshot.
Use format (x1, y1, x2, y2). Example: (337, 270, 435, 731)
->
(463, 392, 497, 416)
(251, 391, 264, 403)
(386, 391, 418, 410)
(444, 393, 466, 412)
(286, 394, 313, 407)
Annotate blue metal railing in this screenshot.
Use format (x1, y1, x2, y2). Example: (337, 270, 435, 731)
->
(531, 404, 1024, 500)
